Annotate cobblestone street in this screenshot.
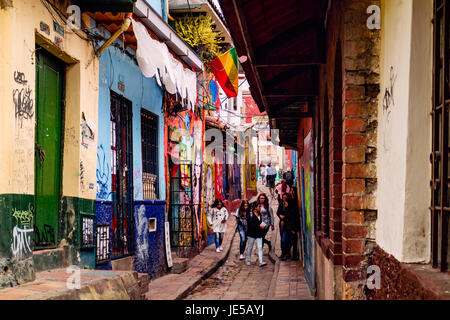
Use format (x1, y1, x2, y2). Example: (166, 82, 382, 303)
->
(184, 226, 275, 300)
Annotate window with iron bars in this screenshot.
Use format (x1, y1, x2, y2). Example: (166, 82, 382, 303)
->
(431, 0, 450, 272)
(141, 109, 159, 200)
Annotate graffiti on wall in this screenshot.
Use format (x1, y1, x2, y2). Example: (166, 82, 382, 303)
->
(34, 224, 56, 247)
(11, 204, 34, 259)
(79, 160, 85, 191)
(382, 66, 396, 114)
(134, 168, 143, 199)
(135, 205, 149, 262)
(13, 71, 34, 128)
(81, 112, 95, 149)
(96, 145, 111, 199)
(300, 130, 315, 290)
(382, 66, 397, 152)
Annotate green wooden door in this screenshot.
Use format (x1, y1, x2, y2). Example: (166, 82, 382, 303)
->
(34, 49, 64, 249)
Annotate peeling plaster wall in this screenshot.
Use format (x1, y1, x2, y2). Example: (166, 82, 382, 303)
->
(376, 0, 432, 263)
(0, 0, 99, 284)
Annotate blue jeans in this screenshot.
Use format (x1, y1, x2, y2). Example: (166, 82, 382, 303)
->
(247, 236, 263, 263)
(214, 232, 224, 249)
(238, 225, 247, 255)
(281, 231, 298, 258)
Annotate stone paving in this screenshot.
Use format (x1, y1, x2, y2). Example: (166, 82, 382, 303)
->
(180, 181, 314, 301)
(184, 224, 274, 300)
(0, 269, 142, 300)
(0, 182, 314, 301)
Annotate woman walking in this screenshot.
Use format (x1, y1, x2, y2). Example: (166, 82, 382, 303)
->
(246, 202, 267, 267)
(257, 193, 274, 251)
(232, 200, 250, 260)
(208, 199, 229, 253)
(279, 194, 300, 261)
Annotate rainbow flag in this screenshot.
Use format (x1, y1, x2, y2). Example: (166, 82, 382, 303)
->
(208, 48, 239, 98)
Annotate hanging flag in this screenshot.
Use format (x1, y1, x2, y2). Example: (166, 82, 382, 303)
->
(208, 48, 239, 98)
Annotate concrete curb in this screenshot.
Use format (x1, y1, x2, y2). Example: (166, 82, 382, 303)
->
(18, 271, 141, 300)
(173, 219, 238, 300)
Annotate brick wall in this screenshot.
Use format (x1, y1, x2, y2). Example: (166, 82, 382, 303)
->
(341, 0, 380, 299)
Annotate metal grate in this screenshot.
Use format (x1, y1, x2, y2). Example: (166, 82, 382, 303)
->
(431, 0, 449, 272)
(110, 91, 134, 259)
(96, 224, 111, 263)
(141, 109, 159, 199)
(168, 160, 195, 249)
(81, 214, 95, 248)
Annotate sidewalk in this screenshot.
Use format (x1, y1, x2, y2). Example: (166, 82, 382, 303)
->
(260, 182, 314, 300)
(0, 269, 144, 300)
(145, 216, 238, 300)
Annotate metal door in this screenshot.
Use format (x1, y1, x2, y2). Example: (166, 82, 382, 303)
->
(110, 91, 134, 258)
(168, 160, 195, 251)
(34, 49, 64, 249)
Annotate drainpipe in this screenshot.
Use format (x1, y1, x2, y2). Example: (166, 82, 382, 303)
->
(95, 13, 133, 57)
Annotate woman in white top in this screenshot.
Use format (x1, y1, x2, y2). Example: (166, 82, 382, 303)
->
(208, 199, 229, 252)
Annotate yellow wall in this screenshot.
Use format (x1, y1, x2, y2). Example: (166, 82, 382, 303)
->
(0, 1, 99, 200)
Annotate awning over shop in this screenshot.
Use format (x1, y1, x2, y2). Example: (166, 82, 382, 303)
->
(73, 0, 135, 12)
(218, 0, 329, 148)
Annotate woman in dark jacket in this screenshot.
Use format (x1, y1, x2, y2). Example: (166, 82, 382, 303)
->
(280, 195, 300, 261)
(246, 202, 267, 267)
(232, 200, 250, 260)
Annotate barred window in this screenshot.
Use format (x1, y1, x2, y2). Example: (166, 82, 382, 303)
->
(141, 109, 159, 200)
(431, 0, 450, 272)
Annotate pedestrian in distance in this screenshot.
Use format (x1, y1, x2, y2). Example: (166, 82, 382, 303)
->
(283, 170, 294, 188)
(256, 193, 274, 251)
(266, 164, 276, 198)
(259, 164, 267, 185)
(275, 179, 290, 203)
(246, 202, 267, 267)
(208, 199, 229, 253)
(232, 200, 250, 260)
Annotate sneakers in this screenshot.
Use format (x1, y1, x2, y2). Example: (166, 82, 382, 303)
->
(259, 261, 267, 267)
(216, 248, 221, 253)
(239, 254, 245, 260)
(246, 260, 251, 265)
(219, 246, 223, 251)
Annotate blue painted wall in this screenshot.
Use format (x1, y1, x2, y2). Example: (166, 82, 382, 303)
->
(145, 0, 164, 19)
(96, 44, 165, 202)
(134, 201, 167, 278)
(94, 27, 167, 275)
(95, 200, 113, 270)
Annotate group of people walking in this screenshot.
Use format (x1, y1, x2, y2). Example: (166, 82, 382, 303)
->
(207, 187, 300, 266)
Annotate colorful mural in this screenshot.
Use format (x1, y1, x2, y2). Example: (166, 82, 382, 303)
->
(300, 130, 315, 292)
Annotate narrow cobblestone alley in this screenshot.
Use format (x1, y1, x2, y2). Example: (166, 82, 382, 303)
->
(184, 223, 275, 300)
(183, 182, 313, 300)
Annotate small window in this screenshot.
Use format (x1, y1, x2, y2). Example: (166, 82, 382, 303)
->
(149, 218, 157, 232)
(141, 109, 159, 199)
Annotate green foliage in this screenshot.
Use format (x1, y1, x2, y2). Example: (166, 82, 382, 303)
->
(174, 15, 223, 65)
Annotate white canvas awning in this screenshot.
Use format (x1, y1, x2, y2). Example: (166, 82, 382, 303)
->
(131, 18, 198, 109)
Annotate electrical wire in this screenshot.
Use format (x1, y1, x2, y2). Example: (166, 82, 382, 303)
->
(40, 0, 94, 43)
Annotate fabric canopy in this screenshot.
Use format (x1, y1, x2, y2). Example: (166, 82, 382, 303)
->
(132, 18, 198, 109)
